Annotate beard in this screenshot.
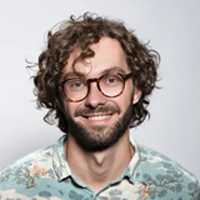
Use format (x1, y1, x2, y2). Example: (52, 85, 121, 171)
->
(64, 102, 133, 152)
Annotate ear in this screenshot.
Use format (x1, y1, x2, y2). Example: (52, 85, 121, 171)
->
(132, 87, 142, 104)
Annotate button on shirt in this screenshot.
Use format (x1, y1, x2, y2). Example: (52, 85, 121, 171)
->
(0, 135, 199, 200)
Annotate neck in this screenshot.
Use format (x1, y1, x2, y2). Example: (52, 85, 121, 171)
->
(64, 131, 134, 193)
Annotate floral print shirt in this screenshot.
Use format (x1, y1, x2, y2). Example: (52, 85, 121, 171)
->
(0, 135, 199, 200)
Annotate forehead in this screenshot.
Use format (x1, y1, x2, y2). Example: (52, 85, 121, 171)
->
(63, 37, 129, 77)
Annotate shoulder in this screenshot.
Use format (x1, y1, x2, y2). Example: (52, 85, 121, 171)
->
(135, 144, 200, 199)
(0, 145, 55, 197)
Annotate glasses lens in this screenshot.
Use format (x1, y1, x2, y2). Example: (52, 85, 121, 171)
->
(99, 74, 124, 97)
(64, 78, 88, 101)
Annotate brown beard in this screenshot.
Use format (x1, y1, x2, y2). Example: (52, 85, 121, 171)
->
(64, 103, 133, 152)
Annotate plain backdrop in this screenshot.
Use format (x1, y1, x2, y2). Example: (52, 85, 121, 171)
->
(0, 0, 199, 181)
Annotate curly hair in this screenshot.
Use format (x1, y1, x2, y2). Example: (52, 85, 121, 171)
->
(32, 12, 160, 134)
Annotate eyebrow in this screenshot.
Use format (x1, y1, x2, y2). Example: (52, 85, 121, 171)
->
(100, 67, 126, 75)
(63, 66, 127, 80)
(63, 71, 85, 80)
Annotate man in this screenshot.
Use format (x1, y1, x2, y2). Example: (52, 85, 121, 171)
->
(0, 13, 199, 200)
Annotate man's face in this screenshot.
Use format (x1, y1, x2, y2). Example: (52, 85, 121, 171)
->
(61, 37, 140, 152)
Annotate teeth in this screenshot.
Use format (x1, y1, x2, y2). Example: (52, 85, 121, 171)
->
(88, 115, 111, 120)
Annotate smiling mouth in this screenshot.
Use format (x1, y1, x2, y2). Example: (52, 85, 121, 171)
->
(83, 114, 112, 121)
(88, 115, 111, 120)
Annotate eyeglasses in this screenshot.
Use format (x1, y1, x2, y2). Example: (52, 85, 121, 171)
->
(59, 73, 133, 102)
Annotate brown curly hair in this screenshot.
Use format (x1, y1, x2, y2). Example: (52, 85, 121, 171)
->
(32, 12, 160, 134)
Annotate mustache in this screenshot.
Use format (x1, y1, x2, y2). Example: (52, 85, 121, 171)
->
(74, 105, 121, 117)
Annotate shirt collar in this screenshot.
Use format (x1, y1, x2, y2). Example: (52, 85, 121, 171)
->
(124, 136, 141, 183)
(52, 134, 140, 183)
(53, 135, 71, 181)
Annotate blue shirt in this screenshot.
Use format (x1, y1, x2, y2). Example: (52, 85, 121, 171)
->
(0, 135, 199, 200)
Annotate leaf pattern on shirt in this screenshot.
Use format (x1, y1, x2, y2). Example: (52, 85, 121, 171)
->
(0, 136, 199, 200)
(0, 151, 53, 189)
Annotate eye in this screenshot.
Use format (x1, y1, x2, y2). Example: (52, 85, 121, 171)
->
(66, 79, 85, 90)
(104, 75, 121, 86)
(107, 77, 115, 83)
(72, 81, 82, 87)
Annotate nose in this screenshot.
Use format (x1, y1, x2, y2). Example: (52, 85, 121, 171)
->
(85, 82, 107, 108)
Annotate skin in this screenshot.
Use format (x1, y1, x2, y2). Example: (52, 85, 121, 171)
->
(61, 37, 141, 193)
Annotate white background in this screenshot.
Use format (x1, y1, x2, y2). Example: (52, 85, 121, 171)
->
(0, 0, 199, 181)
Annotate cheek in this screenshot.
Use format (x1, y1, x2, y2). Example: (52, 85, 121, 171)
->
(124, 81, 134, 104)
(112, 92, 133, 113)
(63, 102, 78, 118)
